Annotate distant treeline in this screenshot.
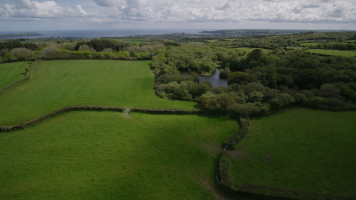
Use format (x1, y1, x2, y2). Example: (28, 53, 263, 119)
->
(0, 41, 38, 51)
(0, 39, 165, 62)
(0, 32, 41, 38)
(74, 39, 131, 52)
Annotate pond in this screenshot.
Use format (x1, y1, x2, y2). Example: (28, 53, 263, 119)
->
(199, 68, 228, 87)
(180, 68, 228, 87)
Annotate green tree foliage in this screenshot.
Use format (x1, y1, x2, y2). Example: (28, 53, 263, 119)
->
(0, 41, 37, 51)
(228, 72, 258, 85)
(75, 39, 131, 52)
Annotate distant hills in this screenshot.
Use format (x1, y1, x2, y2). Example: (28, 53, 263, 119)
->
(0, 32, 42, 38)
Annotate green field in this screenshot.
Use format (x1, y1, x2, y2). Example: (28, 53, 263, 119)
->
(228, 108, 356, 197)
(0, 111, 239, 200)
(234, 47, 272, 53)
(0, 60, 197, 126)
(0, 62, 30, 89)
(306, 49, 356, 57)
(206, 40, 218, 43)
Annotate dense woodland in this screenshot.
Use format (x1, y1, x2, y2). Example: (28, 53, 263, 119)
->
(1, 32, 356, 116)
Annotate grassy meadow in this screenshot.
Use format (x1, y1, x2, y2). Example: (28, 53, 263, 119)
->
(0, 60, 197, 126)
(306, 49, 356, 57)
(228, 108, 356, 197)
(0, 62, 30, 89)
(0, 111, 239, 200)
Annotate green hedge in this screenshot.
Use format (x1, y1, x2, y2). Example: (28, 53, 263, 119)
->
(223, 117, 250, 150)
(0, 105, 124, 132)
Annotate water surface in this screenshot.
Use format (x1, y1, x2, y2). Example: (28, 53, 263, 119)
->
(200, 68, 228, 87)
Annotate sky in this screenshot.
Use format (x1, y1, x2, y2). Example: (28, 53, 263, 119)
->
(0, 0, 356, 31)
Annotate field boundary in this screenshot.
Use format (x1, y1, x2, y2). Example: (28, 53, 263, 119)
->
(0, 60, 39, 96)
(223, 117, 250, 150)
(217, 116, 356, 200)
(130, 107, 208, 114)
(0, 106, 210, 132)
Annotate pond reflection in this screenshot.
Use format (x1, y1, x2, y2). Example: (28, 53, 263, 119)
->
(180, 68, 228, 87)
(199, 68, 228, 87)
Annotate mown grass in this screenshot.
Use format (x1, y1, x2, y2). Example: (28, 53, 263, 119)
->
(306, 49, 356, 57)
(0, 111, 239, 200)
(234, 47, 272, 53)
(0, 60, 197, 126)
(228, 107, 356, 197)
(0, 62, 30, 89)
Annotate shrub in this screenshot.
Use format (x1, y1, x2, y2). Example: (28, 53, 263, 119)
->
(219, 67, 230, 78)
(10, 48, 33, 60)
(103, 48, 113, 52)
(78, 45, 97, 52)
(40, 47, 60, 57)
(321, 84, 340, 98)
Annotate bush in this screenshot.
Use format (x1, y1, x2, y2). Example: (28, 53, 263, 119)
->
(40, 47, 60, 57)
(219, 67, 230, 78)
(78, 45, 97, 52)
(10, 48, 33, 60)
(321, 84, 340, 98)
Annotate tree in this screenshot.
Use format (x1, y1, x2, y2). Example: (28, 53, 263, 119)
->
(266, 64, 277, 88)
(228, 72, 258, 85)
(40, 47, 60, 57)
(10, 48, 33, 60)
(321, 84, 340, 98)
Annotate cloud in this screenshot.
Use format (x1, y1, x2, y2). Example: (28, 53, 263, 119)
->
(0, 0, 96, 20)
(92, 0, 125, 7)
(1, 0, 356, 25)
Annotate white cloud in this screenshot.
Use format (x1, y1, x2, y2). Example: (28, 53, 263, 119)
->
(0, 0, 96, 20)
(1, 0, 356, 25)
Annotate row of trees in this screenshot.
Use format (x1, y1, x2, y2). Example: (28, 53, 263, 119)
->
(304, 43, 356, 50)
(151, 45, 219, 75)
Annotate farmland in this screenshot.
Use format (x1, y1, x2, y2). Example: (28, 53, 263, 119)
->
(306, 49, 356, 57)
(227, 108, 356, 198)
(0, 60, 197, 126)
(0, 62, 30, 89)
(0, 111, 239, 200)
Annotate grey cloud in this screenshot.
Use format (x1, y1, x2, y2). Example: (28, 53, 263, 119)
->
(13, 0, 32, 9)
(2, 0, 356, 24)
(92, 0, 125, 7)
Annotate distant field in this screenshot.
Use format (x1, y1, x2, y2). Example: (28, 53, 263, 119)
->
(0, 62, 30, 89)
(234, 47, 272, 53)
(206, 40, 218, 43)
(0, 111, 239, 200)
(0, 60, 197, 126)
(228, 108, 356, 198)
(306, 49, 356, 57)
